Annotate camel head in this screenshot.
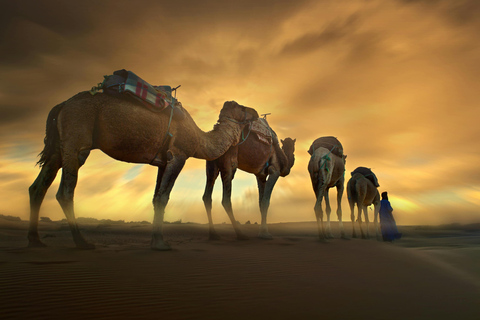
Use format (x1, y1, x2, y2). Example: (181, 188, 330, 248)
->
(280, 138, 296, 175)
(218, 101, 259, 124)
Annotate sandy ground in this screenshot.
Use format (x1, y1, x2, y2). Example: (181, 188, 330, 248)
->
(1, 218, 479, 320)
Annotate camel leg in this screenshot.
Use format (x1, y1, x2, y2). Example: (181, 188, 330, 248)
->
(357, 204, 365, 239)
(202, 161, 221, 240)
(151, 152, 186, 251)
(335, 179, 346, 239)
(56, 150, 94, 249)
(374, 203, 381, 241)
(314, 177, 328, 241)
(258, 167, 280, 239)
(220, 165, 248, 240)
(349, 201, 357, 238)
(324, 189, 334, 239)
(347, 181, 357, 238)
(314, 197, 327, 241)
(362, 206, 370, 239)
(28, 158, 62, 247)
(256, 175, 267, 238)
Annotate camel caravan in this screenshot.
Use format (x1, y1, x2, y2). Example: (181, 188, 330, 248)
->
(29, 70, 384, 250)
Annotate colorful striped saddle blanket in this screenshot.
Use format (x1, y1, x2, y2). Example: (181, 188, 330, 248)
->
(92, 70, 182, 117)
(249, 118, 275, 145)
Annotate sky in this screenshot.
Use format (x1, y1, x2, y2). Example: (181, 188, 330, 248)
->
(1, 0, 480, 226)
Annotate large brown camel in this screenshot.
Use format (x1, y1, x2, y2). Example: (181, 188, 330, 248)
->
(307, 136, 347, 240)
(28, 91, 258, 251)
(346, 167, 381, 239)
(202, 118, 295, 240)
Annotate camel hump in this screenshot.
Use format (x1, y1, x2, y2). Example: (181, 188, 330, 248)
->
(308, 136, 344, 157)
(250, 118, 275, 145)
(351, 167, 380, 187)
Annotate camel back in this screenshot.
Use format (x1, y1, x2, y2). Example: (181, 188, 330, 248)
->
(308, 136, 344, 158)
(250, 118, 275, 145)
(90, 69, 184, 120)
(351, 167, 380, 187)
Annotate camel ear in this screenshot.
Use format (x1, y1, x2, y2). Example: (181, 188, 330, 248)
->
(293, 139, 296, 143)
(281, 139, 284, 144)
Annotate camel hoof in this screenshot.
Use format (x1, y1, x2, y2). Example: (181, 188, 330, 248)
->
(258, 232, 273, 240)
(326, 233, 335, 239)
(28, 239, 47, 248)
(151, 241, 172, 251)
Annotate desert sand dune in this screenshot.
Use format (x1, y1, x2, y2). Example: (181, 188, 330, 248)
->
(1, 219, 479, 320)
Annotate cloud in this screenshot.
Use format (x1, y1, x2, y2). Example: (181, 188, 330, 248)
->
(1, 0, 480, 225)
(279, 14, 359, 57)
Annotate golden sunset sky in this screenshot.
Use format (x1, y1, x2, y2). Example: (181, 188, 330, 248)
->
(1, 0, 479, 226)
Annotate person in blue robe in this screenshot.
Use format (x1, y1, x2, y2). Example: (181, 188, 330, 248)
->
(379, 192, 402, 242)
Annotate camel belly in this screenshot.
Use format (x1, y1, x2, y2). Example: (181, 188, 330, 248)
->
(94, 102, 167, 164)
(237, 152, 270, 174)
(237, 140, 272, 174)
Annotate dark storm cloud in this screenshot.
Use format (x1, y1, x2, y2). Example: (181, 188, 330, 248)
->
(0, 1, 97, 36)
(446, 1, 480, 25)
(397, 0, 480, 27)
(0, 0, 311, 135)
(0, 1, 103, 67)
(0, 0, 309, 67)
(0, 104, 36, 124)
(279, 14, 359, 57)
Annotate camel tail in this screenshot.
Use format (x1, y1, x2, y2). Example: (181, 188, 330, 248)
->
(309, 148, 329, 177)
(36, 102, 64, 168)
(308, 149, 327, 191)
(308, 154, 319, 175)
(348, 178, 357, 201)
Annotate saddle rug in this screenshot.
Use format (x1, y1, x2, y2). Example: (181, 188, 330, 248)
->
(308, 136, 344, 158)
(92, 69, 180, 114)
(250, 118, 274, 145)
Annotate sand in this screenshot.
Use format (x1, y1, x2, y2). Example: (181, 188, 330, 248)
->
(1, 218, 479, 320)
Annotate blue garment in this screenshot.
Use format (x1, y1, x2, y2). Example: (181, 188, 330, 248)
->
(379, 200, 402, 242)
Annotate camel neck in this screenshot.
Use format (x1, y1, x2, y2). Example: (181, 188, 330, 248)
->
(193, 121, 242, 161)
(279, 149, 291, 177)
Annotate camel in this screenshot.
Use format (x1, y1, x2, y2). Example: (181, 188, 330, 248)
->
(28, 91, 258, 251)
(346, 167, 381, 239)
(307, 136, 347, 240)
(202, 118, 295, 240)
